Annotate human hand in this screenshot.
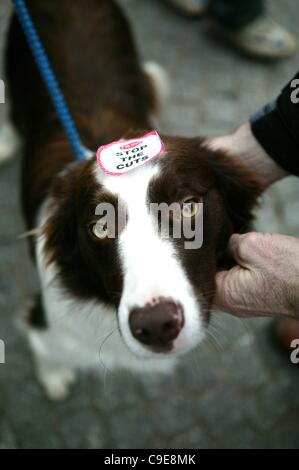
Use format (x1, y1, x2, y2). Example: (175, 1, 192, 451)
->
(207, 123, 288, 190)
(214, 232, 299, 317)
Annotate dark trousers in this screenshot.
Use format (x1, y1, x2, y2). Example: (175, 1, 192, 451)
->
(210, 0, 265, 29)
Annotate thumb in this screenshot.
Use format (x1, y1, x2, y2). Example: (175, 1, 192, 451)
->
(214, 266, 258, 316)
(214, 233, 262, 315)
(214, 232, 280, 316)
(227, 232, 262, 268)
(214, 267, 246, 314)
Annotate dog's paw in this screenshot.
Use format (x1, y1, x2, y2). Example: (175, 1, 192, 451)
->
(37, 366, 76, 401)
(0, 122, 21, 165)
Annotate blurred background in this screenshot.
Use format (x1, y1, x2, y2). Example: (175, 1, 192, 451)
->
(0, 0, 299, 449)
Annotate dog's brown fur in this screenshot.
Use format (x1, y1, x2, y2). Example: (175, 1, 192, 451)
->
(6, 0, 261, 325)
(6, 0, 156, 228)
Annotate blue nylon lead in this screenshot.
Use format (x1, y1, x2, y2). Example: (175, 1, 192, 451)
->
(12, 0, 88, 160)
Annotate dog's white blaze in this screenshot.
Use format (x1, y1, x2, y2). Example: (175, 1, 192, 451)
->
(32, 201, 175, 391)
(29, 160, 205, 399)
(99, 163, 204, 358)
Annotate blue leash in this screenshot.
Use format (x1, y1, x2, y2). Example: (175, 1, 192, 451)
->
(12, 0, 89, 160)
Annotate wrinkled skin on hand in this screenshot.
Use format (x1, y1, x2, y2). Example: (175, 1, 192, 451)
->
(215, 232, 299, 318)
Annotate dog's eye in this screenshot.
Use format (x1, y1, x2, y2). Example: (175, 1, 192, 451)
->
(90, 221, 109, 240)
(181, 199, 200, 218)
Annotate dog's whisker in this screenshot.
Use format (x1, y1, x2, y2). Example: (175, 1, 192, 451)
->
(208, 325, 225, 350)
(98, 328, 117, 374)
(205, 328, 224, 351)
(18, 227, 43, 239)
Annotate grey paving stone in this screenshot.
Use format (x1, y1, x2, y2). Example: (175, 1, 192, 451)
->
(108, 406, 161, 449)
(219, 335, 272, 391)
(57, 408, 109, 449)
(169, 425, 211, 449)
(147, 394, 201, 437)
(263, 415, 299, 449)
(93, 370, 143, 413)
(195, 385, 247, 440)
(220, 426, 264, 449)
(0, 421, 18, 449)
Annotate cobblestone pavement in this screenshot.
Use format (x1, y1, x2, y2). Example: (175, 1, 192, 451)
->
(0, 0, 299, 449)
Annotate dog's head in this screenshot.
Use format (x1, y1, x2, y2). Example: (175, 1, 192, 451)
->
(43, 135, 261, 359)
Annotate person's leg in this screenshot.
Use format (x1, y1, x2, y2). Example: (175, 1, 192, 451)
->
(209, 0, 296, 59)
(165, 0, 208, 17)
(210, 0, 264, 29)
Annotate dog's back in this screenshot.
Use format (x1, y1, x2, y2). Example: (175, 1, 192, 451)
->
(6, 0, 155, 227)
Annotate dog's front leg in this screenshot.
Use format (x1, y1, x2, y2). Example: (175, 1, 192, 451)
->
(28, 297, 77, 401)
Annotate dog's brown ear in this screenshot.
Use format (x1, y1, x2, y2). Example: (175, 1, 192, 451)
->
(43, 167, 79, 268)
(207, 148, 262, 233)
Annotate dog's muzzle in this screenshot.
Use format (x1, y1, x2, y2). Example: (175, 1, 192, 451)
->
(129, 298, 184, 353)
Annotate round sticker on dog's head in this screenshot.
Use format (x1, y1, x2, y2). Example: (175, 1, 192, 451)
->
(97, 130, 165, 176)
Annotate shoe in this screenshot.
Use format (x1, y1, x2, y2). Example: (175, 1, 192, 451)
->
(166, 0, 207, 17)
(274, 318, 299, 352)
(217, 16, 297, 60)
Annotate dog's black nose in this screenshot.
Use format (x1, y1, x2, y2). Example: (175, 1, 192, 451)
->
(129, 298, 184, 352)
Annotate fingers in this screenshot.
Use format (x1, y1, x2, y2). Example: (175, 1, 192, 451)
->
(214, 232, 268, 316)
(228, 232, 268, 268)
(214, 232, 299, 317)
(214, 270, 230, 312)
(214, 267, 265, 317)
(229, 232, 299, 270)
(214, 267, 248, 317)
(213, 233, 258, 315)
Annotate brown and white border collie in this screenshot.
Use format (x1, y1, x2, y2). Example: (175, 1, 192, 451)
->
(2, 0, 260, 399)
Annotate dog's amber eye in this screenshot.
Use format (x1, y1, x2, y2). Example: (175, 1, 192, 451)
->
(181, 199, 200, 218)
(90, 221, 109, 240)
